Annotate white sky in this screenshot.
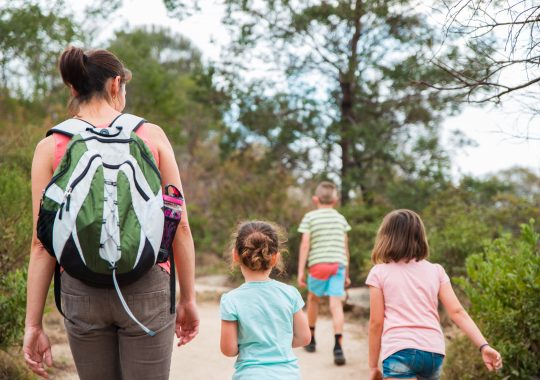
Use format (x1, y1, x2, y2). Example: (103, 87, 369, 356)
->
(71, 0, 540, 179)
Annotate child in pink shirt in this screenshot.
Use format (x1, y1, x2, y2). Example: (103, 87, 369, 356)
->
(366, 209, 502, 380)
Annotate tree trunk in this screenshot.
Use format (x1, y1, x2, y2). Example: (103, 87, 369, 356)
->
(339, 0, 362, 205)
(340, 78, 353, 204)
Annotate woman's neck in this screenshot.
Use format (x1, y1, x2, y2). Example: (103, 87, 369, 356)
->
(75, 98, 120, 125)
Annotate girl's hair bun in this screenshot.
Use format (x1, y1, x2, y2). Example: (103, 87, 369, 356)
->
(232, 221, 287, 273)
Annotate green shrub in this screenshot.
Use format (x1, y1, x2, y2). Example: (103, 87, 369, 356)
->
(445, 221, 540, 379)
(443, 335, 497, 380)
(0, 268, 27, 350)
(0, 165, 32, 275)
(340, 203, 388, 284)
(0, 349, 34, 380)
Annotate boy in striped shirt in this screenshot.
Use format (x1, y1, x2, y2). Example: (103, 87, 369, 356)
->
(297, 181, 351, 365)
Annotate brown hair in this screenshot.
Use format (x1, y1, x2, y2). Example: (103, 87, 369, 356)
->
(315, 181, 338, 205)
(232, 221, 286, 272)
(371, 209, 429, 264)
(59, 46, 131, 115)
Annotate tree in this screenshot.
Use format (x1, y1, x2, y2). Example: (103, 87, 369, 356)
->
(108, 27, 226, 153)
(0, 0, 78, 98)
(435, 1, 540, 107)
(166, 0, 484, 204)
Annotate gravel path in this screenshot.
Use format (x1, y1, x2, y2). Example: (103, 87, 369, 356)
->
(170, 302, 369, 379)
(49, 284, 370, 379)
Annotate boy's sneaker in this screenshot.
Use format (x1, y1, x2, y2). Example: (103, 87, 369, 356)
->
(333, 347, 346, 365)
(304, 337, 316, 352)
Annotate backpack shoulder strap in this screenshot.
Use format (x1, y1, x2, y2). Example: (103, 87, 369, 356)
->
(110, 113, 146, 135)
(46, 118, 94, 137)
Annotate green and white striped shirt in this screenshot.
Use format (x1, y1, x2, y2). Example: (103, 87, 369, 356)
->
(298, 208, 351, 267)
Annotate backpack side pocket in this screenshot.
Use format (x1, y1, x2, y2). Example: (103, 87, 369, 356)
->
(37, 207, 57, 258)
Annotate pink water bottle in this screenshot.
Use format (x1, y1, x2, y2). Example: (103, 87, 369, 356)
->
(158, 184, 184, 263)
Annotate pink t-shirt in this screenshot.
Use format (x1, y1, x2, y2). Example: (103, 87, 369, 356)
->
(365, 259, 450, 360)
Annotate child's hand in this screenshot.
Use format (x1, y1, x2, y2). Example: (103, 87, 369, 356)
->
(345, 276, 351, 288)
(297, 271, 306, 288)
(369, 368, 382, 380)
(481, 345, 502, 371)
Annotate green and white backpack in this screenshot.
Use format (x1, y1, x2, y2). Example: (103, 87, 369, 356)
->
(37, 113, 165, 335)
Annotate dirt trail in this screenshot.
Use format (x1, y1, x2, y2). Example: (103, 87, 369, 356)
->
(49, 278, 370, 379)
(169, 302, 369, 380)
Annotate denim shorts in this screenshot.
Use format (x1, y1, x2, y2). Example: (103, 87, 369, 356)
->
(382, 349, 444, 380)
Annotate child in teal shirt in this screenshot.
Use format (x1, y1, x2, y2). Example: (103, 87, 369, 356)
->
(220, 221, 311, 379)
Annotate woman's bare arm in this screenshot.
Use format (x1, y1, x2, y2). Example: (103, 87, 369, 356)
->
(146, 123, 199, 346)
(24, 137, 56, 378)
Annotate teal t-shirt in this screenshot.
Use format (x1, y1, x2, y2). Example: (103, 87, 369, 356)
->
(220, 280, 305, 380)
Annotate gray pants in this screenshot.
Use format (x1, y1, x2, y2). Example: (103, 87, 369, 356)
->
(61, 265, 176, 380)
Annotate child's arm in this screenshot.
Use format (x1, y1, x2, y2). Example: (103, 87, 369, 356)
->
(220, 320, 239, 357)
(297, 232, 310, 287)
(368, 286, 384, 379)
(345, 233, 351, 287)
(439, 282, 503, 371)
(292, 309, 311, 348)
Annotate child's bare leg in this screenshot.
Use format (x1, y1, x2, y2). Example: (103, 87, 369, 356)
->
(330, 296, 346, 365)
(307, 292, 320, 327)
(304, 292, 320, 352)
(329, 296, 344, 334)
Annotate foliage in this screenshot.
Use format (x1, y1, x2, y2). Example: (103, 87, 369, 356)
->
(440, 0, 540, 106)
(424, 171, 539, 277)
(340, 202, 389, 284)
(443, 334, 496, 380)
(0, 165, 33, 275)
(165, 0, 492, 204)
(446, 221, 540, 379)
(0, 0, 78, 98)
(0, 268, 27, 349)
(108, 26, 227, 148)
(199, 145, 308, 265)
(0, 349, 33, 380)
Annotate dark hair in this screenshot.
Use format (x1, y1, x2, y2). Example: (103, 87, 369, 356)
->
(315, 181, 338, 204)
(233, 221, 286, 272)
(59, 46, 131, 115)
(371, 209, 429, 264)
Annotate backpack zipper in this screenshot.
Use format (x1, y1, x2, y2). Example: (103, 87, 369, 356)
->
(102, 161, 151, 201)
(59, 155, 152, 218)
(59, 154, 100, 219)
(45, 137, 160, 200)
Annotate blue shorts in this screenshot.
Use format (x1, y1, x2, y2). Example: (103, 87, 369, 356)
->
(307, 265, 346, 297)
(383, 349, 444, 380)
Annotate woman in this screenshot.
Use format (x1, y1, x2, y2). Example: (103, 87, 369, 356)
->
(23, 46, 199, 379)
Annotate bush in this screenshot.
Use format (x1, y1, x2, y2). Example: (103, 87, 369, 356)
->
(445, 221, 540, 379)
(340, 203, 389, 284)
(0, 165, 32, 275)
(0, 268, 27, 350)
(443, 335, 496, 380)
(0, 349, 33, 380)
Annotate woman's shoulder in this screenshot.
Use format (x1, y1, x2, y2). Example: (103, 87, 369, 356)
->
(35, 135, 55, 151)
(34, 135, 55, 162)
(137, 122, 167, 141)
